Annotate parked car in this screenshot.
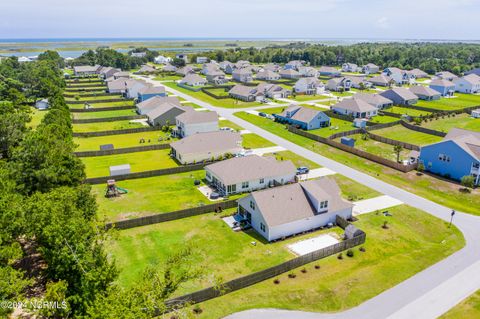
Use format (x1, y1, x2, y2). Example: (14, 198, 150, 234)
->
(258, 112, 267, 117)
(296, 167, 309, 175)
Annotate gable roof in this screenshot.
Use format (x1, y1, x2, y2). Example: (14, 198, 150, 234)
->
(205, 155, 296, 185)
(381, 87, 418, 101)
(228, 84, 258, 97)
(138, 85, 165, 95)
(295, 77, 322, 86)
(441, 128, 480, 161)
(180, 73, 207, 85)
(409, 85, 441, 97)
(138, 64, 156, 73)
(279, 105, 327, 123)
(460, 74, 480, 85)
(176, 110, 218, 124)
(319, 66, 340, 74)
(279, 69, 300, 76)
(137, 96, 182, 113)
(435, 71, 458, 80)
(171, 131, 242, 154)
(354, 93, 393, 106)
(256, 69, 279, 79)
(146, 103, 192, 121)
(430, 79, 455, 87)
(368, 74, 392, 85)
(334, 98, 377, 113)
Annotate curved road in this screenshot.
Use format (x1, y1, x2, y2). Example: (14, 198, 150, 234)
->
(141, 76, 480, 319)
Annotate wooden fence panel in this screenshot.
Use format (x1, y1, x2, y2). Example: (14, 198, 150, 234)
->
(69, 105, 136, 113)
(73, 126, 161, 138)
(72, 115, 146, 124)
(74, 143, 170, 157)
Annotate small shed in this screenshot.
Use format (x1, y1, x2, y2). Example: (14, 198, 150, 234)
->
(109, 164, 131, 176)
(353, 118, 368, 128)
(100, 144, 115, 151)
(35, 99, 49, 110)
(341, 137, 355, 147)
(472, 109, 480, 118)
(344, 224, 363, 239)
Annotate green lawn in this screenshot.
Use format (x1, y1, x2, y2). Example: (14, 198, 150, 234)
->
(289, 94, 331, 102)
(242, 133, 276, 149)
(310, 118, 355, 138)
(92, 171, 215, 221)
(264, 150, 321, 169)
(234, 111, 480, 216)
(153, 74, 182, 81)
(68, 100, 135, 109)
(420, 113, 480, 133)
(373, 125, 443, 145)
(330, 91, 355, 97)
(385, 106, 432, 117)
(73, 109, 138, 120)
(193, 205, 464, 318)
(331, 174, 381, 201)
(27, 108, 47, 129)
(162, 82, 264, 108)
(414, 93, 480, 111)
(368, 115, 401, 124)
(441, 290, 480, 319)
(73, 120, 145, 133)
(65, 95, 123, 102)
(182, 102, 204, 109)
(219, 119, 244, 131)
(74, 131, 173, 151)
(81, 149, 177, 178)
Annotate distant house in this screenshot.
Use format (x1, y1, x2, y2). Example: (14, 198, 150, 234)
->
(136, 96, 182, 115)
(319, 66, 341, 77)
(99, 66, 121, 79)
(297, 66, 319, 78)
(354, 93, 393, 109)
(342, 63, 359, 72)
(35, 98, 49, 110)
(435, 71, 458, 82)
(232, 68, 254, 83)
(175, 53, 189, 63)
(419, 128, 480, 185)
(294, 77, 324, 95)
(332, 98, 378, 118)
(409, 85, 441, 101)
(326, 77, 352, 91)
(262, 63, 280, 72)
(345, 76, 371, 89)
(408, 68, 429, 79)
(284, 60, 305, 70)
(380, 87, 419, 105)
(196, 56, 209, 64)
(205, 69, 227, 85)
(256, 83, 291, 99)
(383, 67, 413, 85)
(368, 74, 393, 87)
(362, 63, 380, 75)
(228, 85, 264, 102)
(201, 63, 220, 75)
(176, 66, 195, 76)
(170, 131, 242, 164)
(154, 55, 172, 64)
(179, 73, 208, 86)
(113, 71, 130, 80)
(73, 65, 101, 76)
(465, 68, 480, 76)
(429, 79, 456, 97)
(472, 109, 480, 118)
(454, 74, 480, 94)
(237, 177, 354, 242)
(219, 61, 234, 71)
(256, 70, 281, 81)
(162, 64, 177, 72)
(137, 85, 166, 102)
(174, 110, 219, 138)
(107, 78, 147, 97)
(205, 155, 296, 196)
(274, 105, 330, 130)
(136, 64, 156, 74)
(146, 104, 193, 127)
(131, 52, 147, 58)
(279, 69, 301, 79)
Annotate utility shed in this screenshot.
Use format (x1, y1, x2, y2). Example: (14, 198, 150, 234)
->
(109, 164, 131, 176)
(341, 137, 355, 147)
(344, 224, 363, 239)
(100, 144, 114, 151)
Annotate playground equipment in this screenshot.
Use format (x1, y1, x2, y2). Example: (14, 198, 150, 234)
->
(105, 179, 128, 198)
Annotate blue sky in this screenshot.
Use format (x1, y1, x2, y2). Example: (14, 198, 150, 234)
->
(1, 0, 479, 39)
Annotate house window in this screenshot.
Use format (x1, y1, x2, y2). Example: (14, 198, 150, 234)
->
(320, 200, 329, 209)
(260, 223, 266, 232)
(242, 181, 249, 189)
(438, 153, 451, 162)
(259, 178, 265, 184)
(250, 201, 255, 210)
(227, 184, 237, 193)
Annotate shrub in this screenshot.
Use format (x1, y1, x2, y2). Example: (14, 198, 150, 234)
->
(288, 272, 296, 278)
(382, 221, 389, 229)
(337, 253, 343, 260)
(301, 268, 307, 273)
(273, 278, 280, 284)
(314, 264, 321, 269)
(346, 249, 354, 257)
(359, 246, 366, 252)
(461, 175, 475, 190)
(193, 305, 203, 314)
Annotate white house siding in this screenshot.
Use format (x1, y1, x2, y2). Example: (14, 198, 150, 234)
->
(177, 121, 218, 137)
(173, 147, 242, 164)
(455, 78, 480, 93)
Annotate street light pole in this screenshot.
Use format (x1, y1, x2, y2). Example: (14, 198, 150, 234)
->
(449, 210, 456, 228)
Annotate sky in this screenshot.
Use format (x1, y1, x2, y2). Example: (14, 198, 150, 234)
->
(1, 0, 480, 40)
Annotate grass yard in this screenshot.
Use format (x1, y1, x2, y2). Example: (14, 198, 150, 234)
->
(81, 149, 177, 178)
(330, 91, 355, 97)
(234, 111, 480, 216)
(331, 174, 381, 201)
(309, 118, 355, 138)
(73, 120, 145, 133)
(74, 131, 173, 151)
(420, 113, 480, 133)
(153, 74, 182, 81)
(109, 209, 344, 293)
(385, 106, 432, 117)
(204, 87, 230, 97)
(65, 94, 123, 102)
(219, 119, 244, 131)
(368, 115, 401, 124)
(373, 125, 443, 145)
(192, 205, 464, 318)
(289, 94, 331, 102)
(72, 109, 137, 120)
(264, 150, 321, 169)
(182, 102, 204, 109)
(440, 290, 480, 319)
(414, 93, 480, 111)
(162, 81, 264, 108)
(242, 133, 276, 149)
(68, 100, 135, 109)
(27, 108, 47, 129)
(335, 134, 410, 162)
(92, 171, 216, 221)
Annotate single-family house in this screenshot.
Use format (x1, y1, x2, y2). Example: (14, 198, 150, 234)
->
(465, 68, 480, 76)
(113, 71, 130, 80)
(162, 64, 177, 72)
(326, 77, 352, 91)
(237, 177, 354, 242)
(205, 69, 227, 84)
(196, 57, 209, 64)
(435, 71, 458, 82)
(201, 63, 220, 75)
(170, 131, 242, 164)
(279, 69, 301, 79)
(354, 93, 393, 109)
(368, 74, 394, 87)
(228, 85, 264, 102)
(176, 66, 195, 76)
(471, 109, 480, 118)
(256, 83, 291, 99)
(220, 61, 234, 73)
(107, 78, 146, 97)
(137, 85, 166, 102)
(429, 79, 456, 97)
(332, 98, 378, 118)
(380, 87, 419, 105)
(408, 68, 429, 79)
(284, 60, 305, 70)
(205, 155, 296, 196)
(345, 76, 371, 89)
(419, 128, 480, 185)
(262, 63, 280, 72)
(294, 77, 325, 95)
(73, 65, 101, 76)
(125, 80, 149, 99)
(409, 85, 441, 101)
(319, 66, 341, 77)
(342, 63, 359, 72)
(136, 96, 182, 115)
(383, 67, 415, 85)
(146, 104, 193, 127)
(454, 74, 480, 94)
(154, 55, 172, 64)
(232, 68, 253, 83)
(362, 63, 380, 75)
(175, 53, 189, 63)
(256, 69, 281, 81)
(174, 110, 219, 138)
(274, 105, 330, 130)
(99, 67, 121, 79)
(298, 66, 319, 78)
(35, 98, 49, 110)
(136, 64, 156, 74)
(131, 52, 147, 58)
(179, 73, 208, 87)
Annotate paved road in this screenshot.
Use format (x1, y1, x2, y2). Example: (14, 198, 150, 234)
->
(141, 77, 480, 319)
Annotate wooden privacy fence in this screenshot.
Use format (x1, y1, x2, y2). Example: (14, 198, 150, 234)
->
(64, 87, 106, 93)
(72, 115, 146, 124)
(69, 105, 136, 113)
(177, 83, 203, 92)
(73, 126, 161, 137)
(74, 143, 170, 157)
(400, 121, 447, 137)
(63, 92, 114, 98)
(289, 126, 417, 172)
(84, 163, 205, 184)
(367, 132, 420, 151)
(201, 86, 233, 99)
(163, 216, 366, 310)
(105, 199, 238, 230)
(66, 83, 106, 89)
(68, 98, 130, 104)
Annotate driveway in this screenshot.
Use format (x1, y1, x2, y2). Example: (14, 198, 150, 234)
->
(353, 195, 404, 216)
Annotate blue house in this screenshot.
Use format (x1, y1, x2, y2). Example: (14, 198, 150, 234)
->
(429, 79, 456, 97)
(137, 85, 166, 102)
(274, 105, 330, 130)
(419, 128, 480, 185)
